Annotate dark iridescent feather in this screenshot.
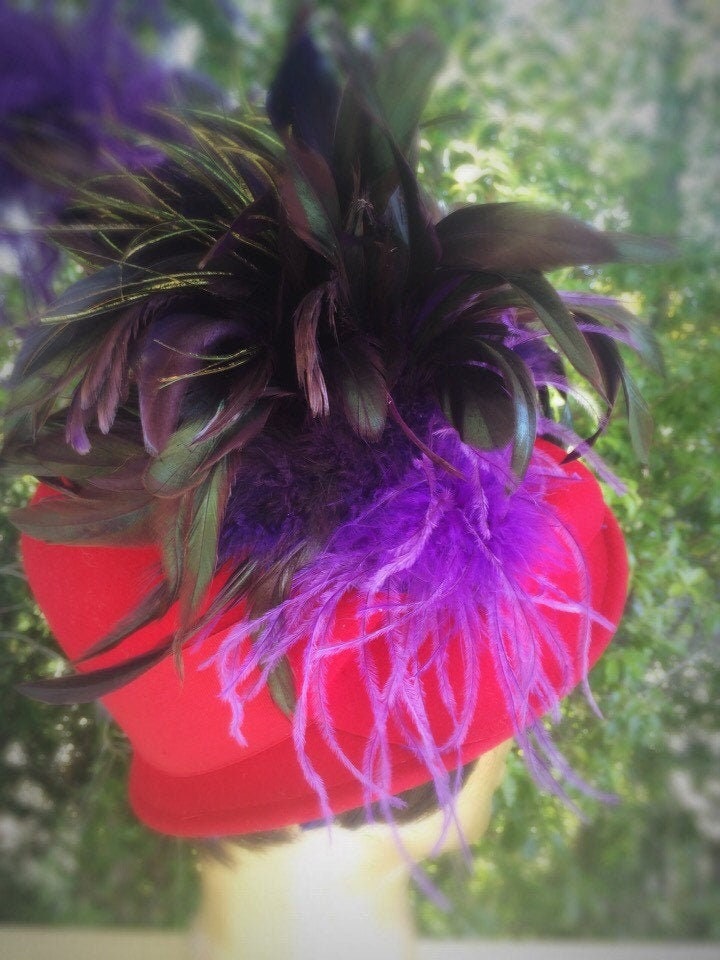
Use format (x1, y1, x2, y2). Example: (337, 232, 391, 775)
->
(17, 644, 173, 705)
(437, 203, 627, 272)
(267, 13, 342, 161)
(10, 492, 154, 547)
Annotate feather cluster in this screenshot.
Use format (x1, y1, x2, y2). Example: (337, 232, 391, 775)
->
(213, 427, 616, 819)
(4, 15, 662, 803)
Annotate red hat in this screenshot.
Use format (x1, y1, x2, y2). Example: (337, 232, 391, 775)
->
(5, 18, 651, 839)
(21, 440, 627, 836)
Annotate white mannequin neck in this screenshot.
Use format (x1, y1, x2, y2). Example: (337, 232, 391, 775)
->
(190, 741, 511, 960)
(193, 826, 415, 960)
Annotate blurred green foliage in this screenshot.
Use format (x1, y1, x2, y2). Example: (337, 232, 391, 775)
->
(1, 0, 718, 939)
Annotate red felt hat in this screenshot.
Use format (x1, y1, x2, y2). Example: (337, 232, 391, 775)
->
(21, 439, 627, 837)
(4, 17, 652, 842)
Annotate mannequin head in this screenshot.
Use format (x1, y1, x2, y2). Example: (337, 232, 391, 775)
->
(191, 743, 512, 960)
(10, 15, 638, 867)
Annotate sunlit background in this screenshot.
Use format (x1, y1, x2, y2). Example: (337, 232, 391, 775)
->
(1, 0, 718, 941)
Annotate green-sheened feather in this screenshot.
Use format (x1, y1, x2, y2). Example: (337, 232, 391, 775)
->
(179, 460, 230, 629)
(10, 493, 154, 547)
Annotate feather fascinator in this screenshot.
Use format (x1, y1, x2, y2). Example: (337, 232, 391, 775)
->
(4, 15, 661, 834)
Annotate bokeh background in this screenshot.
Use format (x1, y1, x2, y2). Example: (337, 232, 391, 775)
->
(1, 0, 718, 940)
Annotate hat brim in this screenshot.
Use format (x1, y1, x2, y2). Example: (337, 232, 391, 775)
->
(21, 441, 627, 835)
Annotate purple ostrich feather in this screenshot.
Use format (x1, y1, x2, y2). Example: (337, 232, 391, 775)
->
(209, 417, 613, 821)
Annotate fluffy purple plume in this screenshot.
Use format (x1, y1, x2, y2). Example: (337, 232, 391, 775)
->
(210, 427, 607, 819)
